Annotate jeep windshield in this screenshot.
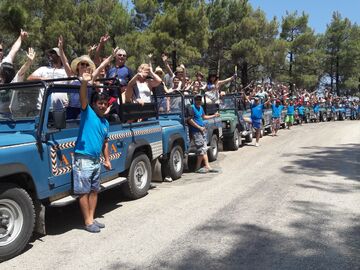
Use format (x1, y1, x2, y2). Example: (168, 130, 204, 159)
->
(0, 84, 43, 121)
(153, 93, 190, 115)
(220, 96, 236, 110)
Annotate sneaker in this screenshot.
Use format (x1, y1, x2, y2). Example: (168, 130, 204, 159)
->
(93, 220, 105, 229)
(255, 142, 259, 147)
(84, 223, 100, 233)
(164, 176, 173, 182)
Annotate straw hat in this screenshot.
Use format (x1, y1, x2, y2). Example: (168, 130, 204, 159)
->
(70, 55, 96, 74)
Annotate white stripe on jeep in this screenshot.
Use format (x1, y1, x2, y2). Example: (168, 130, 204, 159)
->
(0, 142, 36, 150)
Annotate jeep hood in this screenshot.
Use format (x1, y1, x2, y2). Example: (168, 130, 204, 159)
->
(158, 119, 182, 128)
(0, 132, 36, 148)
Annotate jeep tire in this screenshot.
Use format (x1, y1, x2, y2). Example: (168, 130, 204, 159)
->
(245, 129, 253, 143)
(228, 128, 240, 151)
(207, 134, 218, 162)
(122, 153, 151, 199)
(161, 145, 184, 180)
(0, 184, 35, 262)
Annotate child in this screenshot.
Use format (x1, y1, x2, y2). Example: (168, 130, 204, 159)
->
(73, 71, 112, 233)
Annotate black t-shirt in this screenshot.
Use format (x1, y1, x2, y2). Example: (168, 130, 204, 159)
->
(153, 82, 166, 96)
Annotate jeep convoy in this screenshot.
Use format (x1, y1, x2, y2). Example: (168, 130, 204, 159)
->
(0, 80, 358, 261)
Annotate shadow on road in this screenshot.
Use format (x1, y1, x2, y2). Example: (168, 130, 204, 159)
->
(45, 186, 127, 235)
(151, 200, 360, 270)
(282, 144, 360, 183)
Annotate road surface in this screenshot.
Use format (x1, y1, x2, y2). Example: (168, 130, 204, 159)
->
(2, 121, 360, 270)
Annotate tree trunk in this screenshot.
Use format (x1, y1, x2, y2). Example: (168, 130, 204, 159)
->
(336, 55, 340, 96)
(289, 51, 294, 95)
(241, 62, 249, 91)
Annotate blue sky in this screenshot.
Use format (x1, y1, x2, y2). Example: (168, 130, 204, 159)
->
(247, 0, 359, 33)
(121, 0, 360, 33)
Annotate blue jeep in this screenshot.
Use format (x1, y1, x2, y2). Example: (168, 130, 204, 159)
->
(0, 80, 168, 261)
(155, 93, 222, 165)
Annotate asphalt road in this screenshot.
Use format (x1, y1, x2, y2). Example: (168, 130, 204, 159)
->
(2, 121, 360, 270)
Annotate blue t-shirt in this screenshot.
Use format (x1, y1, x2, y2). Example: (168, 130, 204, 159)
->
(106, 65, 133, 83)
(271, 103, 283, 118)
(75, 105, 109, 158)
(251, 103, 264, 120)
(287, 105, 295, 115)
(189, 104, 204, 133)
(313, 104, 320, 113)
(297, 105, 304, 115)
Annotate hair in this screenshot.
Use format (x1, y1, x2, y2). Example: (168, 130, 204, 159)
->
(137, 63, 150, 73)
(0, 62, 16, 84)
(91, 90, 110, 105)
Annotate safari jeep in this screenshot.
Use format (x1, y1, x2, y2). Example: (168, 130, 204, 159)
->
(0, 79, 165, 261)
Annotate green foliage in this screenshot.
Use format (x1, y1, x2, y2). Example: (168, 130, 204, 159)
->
(0, 0, 357, 94)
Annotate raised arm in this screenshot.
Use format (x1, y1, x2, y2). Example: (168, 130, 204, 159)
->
(94, 34, 110, 67)
(162, 53, 174, 78)
(92, 47, 118, 82)
(13, 48, 36, 82)
(79, 71, 92, 110)
(3, 29, 28, 64)
(217, 74, 236, 88)
(58, 35, 73, 77)
(148, 65, 162, 88)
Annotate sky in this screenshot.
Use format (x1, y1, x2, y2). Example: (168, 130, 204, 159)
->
(248, 0, 360, 33)
(121, 0, 360, 33)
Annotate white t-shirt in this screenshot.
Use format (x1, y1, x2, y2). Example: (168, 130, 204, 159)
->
(136, 81, 152, 103)
(32, 66, 69, 110)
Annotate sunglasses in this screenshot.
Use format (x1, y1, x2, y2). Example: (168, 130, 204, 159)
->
(116, 54, 127, 57)
(0, 49, 3, 52)
(79, 62, 90, 67)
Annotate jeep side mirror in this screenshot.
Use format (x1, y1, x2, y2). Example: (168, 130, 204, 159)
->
(52, 110, 66, 130)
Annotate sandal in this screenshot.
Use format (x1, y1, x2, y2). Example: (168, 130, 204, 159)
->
(195, 167, 209, 174)
(208, 168, 220, 173)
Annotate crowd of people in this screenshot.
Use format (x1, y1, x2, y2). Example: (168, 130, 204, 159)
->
(1, 31, 359, 232)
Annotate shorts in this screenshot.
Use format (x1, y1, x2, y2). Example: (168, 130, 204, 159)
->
(272, 117, 281, 130)
(251, 118, 262, 130)
(285, 115, 294, 123)
(73, 154, 101, 194)
(192, 131, 207, 155)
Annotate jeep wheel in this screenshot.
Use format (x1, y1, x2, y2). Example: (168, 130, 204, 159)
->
(245, 129, 253, 143)
(207, 134, 218, 162)
(228, 128, 240, 151)
(0, 184, 35, 262)
(122, 153, 151, 199)
(322, 113, 327, 122)
(161, 145, 184, 180)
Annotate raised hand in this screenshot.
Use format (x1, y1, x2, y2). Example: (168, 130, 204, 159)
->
(58, 35, 64, 51)
(148, 53, 153, 59)
(161, 53, 168, 63)
(112, 47, 119, 57)
(26, 48, 36, 62)
(99, 34, 110, 45)
(88, 44, 97, 55)
(81, 71, 92, 82)
(20, 29, 28, 40)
